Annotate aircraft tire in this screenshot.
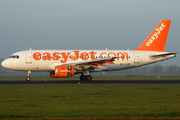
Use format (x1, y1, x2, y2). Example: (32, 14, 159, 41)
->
(86, 75, 92, 81)
(26, 77, 31, 81)
(80, 75, 86, 81)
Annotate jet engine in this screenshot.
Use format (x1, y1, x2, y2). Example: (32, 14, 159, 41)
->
(50, 66, 76, 78)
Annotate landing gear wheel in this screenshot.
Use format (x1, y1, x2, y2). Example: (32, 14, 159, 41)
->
(26, 77, 31, 81)
(86, 75, 92, 81)
(80, 75, 86, 81)
(26, 71, 31, 81)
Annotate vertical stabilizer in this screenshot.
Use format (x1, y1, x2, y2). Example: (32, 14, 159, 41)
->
(134, 20, 171, 52)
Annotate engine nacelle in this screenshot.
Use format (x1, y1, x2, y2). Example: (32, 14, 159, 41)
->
(50, 66, 75, 78)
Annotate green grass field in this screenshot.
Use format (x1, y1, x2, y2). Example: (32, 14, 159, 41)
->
(0, 79, 180, 120)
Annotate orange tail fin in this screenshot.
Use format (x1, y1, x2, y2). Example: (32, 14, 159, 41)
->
(134, 20, 171, 52)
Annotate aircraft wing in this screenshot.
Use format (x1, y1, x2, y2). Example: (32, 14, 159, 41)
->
(61, 57, 116, 70)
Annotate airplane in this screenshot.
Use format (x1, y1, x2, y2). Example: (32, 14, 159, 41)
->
(1, 20, 176, 81)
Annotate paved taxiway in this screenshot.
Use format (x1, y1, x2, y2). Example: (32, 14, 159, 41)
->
(0, 80, 180, 84)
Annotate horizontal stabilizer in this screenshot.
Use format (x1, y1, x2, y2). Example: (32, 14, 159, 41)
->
(151, 53, 176, 57)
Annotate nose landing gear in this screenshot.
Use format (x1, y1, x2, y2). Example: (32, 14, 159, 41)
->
(26, 71, 31, 81)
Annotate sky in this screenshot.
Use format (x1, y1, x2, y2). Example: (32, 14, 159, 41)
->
(0, 0, 180, 65)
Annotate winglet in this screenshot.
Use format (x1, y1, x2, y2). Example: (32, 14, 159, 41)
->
(134, 20, 171, 52)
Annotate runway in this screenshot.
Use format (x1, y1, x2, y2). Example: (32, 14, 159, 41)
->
(0, 80, 180, 84)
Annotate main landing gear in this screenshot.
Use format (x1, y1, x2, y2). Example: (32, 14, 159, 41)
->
(80, 71, 92, 81)
(26, 71, 31, 81)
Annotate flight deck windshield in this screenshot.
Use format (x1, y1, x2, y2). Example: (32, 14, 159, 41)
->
(9, 55, 19, 59)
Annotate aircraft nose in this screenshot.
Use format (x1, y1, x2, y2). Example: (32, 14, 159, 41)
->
(1, 59, 9, 69)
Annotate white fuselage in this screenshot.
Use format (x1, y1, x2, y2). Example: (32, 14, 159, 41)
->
(1, 50, 175, 72)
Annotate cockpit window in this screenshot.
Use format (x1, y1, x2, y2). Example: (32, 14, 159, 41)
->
(9, 55, 19, 59)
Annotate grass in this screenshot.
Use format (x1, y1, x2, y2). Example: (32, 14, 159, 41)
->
(0, 83, 180, 119)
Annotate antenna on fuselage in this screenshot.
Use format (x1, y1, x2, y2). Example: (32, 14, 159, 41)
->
(29, 48, 32, 50)
(105, 48, 108, 50)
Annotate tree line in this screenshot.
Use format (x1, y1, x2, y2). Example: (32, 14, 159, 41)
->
(118, 64, 180, 75)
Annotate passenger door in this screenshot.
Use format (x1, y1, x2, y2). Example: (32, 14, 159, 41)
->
(26, 52, 32, 63)
(134, 52, 140, 63)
